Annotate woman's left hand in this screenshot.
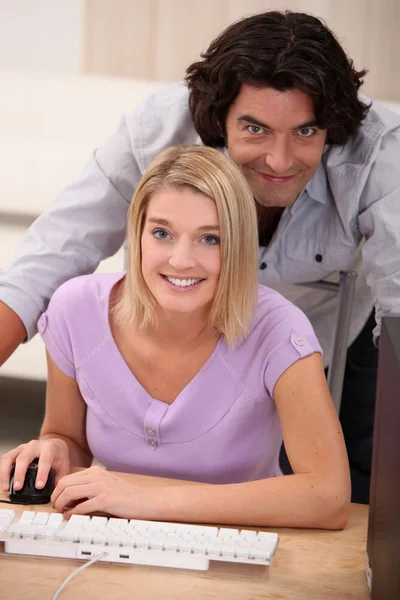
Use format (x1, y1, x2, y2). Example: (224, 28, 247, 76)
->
(51, 466, 151, 519)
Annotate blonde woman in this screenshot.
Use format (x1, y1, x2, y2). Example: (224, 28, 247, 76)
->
(0, 146, 350, 529)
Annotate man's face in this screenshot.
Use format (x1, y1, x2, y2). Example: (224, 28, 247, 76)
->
(225, 84, 327, 208)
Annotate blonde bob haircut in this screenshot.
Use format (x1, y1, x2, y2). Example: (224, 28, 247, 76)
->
(113, 145, 259, 347)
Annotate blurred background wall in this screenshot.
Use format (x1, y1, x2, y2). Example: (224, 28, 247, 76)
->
(0, 0, 83, 74)
(1, 0, 399, 100)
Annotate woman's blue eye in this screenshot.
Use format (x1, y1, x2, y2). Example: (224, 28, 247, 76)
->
(152, 229, 170, 239)
(297, 127, 316, 138)
(202, 235, 220, 245)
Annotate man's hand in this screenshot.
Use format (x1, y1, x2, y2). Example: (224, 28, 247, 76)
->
(0, 301, 26, 366)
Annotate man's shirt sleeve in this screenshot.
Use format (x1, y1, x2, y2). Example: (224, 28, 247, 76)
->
(0, 116, 142, 340)
(357, 126, 400, 342)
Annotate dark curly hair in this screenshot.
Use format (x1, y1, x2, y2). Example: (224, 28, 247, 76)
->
(185, 11, 370, 147)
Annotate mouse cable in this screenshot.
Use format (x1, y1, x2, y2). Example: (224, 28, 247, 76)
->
(51, 552, 108, 600)
(0, 499, 13, 504)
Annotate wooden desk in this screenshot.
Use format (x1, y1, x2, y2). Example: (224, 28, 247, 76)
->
(0, 471, 370, 600)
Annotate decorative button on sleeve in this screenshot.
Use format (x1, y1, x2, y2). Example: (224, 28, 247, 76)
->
(289, 332, 317, 358)
(37, 314, 48, 334)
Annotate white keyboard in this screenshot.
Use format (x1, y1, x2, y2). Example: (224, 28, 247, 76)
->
(0, 508, 278, 572)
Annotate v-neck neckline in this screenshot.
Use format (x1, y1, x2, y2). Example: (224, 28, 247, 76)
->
(104, 273, 223, 408)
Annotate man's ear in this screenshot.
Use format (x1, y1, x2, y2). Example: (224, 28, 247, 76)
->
(216, 120, 225, 142)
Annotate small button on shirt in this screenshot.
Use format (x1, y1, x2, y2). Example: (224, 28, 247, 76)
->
(38, 273, 322, 485)
(37, 314, 47, 335)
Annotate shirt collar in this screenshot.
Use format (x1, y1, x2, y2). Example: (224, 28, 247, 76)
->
(304, 150, 330, 205)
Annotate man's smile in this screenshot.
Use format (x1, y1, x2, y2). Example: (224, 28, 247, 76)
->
(254, 170, 298, 184)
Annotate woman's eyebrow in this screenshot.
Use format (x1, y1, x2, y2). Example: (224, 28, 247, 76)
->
(147, 218, 219, 231)
(147, 217, 169, 225)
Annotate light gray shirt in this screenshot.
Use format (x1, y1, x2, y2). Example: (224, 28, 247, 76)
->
(1, 82, 400, 365)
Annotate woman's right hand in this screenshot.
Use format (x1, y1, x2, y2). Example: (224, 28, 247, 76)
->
(0, 438, 70, 492)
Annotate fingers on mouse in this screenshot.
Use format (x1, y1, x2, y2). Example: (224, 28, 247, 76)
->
(9, 458, 55, 505)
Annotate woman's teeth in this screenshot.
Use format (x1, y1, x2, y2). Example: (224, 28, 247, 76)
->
(165, 276, 202, 287)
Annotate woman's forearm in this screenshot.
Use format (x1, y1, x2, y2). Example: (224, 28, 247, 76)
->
(40, 433, 92, 468)
(145, 473, 350, 530)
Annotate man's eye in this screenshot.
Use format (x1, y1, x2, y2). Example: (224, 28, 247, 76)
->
(152, 229, 170, 239)
(247, 125, 264, 135)
(202, 235, 220, 245)
(297, 127, 316, 138)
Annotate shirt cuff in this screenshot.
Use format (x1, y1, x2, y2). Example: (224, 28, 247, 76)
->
(0, 283, 42, 341)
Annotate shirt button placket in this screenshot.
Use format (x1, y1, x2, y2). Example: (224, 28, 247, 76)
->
(144, 401, 168, 450)
(145, 426, 159, 448)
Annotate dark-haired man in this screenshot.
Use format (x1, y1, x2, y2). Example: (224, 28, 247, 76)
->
(1, 11, 399, 504)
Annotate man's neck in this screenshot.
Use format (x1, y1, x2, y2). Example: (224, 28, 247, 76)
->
(257, 205, 285, 247)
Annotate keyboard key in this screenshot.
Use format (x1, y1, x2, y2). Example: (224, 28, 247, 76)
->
(0, 509, 15, 521)
(251, 547, 272, 561)
(108, 518, 128, 529)
(205, 542, 222, 557)
(235, 547, 250, 559)
(32, 512, 49, 526)
(106, 534, 122, 546)
(48, 514, 63, 526)
(133, 536, 149, 549)
(20, 511, 36, 522)
(92, 533, 107, 544)
(77, 532, 93, 543)
(91, 516, 108, 527)
(177, 540, 193, 553)
(218, 528, 240, 538)
(0, 511, 15, 532)
(164, 539, 179, 551)
(240, 529, 257, 541)
(257, 531, 279, 545)
(68, 515, 91, 526)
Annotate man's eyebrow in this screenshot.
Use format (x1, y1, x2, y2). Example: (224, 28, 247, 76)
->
(237, 114, 319, 130)
(147, 218, 219, 231)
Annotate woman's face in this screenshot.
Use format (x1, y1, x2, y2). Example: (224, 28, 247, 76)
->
(141, 186, 221, 316)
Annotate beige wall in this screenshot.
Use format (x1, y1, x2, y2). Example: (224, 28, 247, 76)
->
(83, 0, 400, 101)
(0, 0, 84, 74)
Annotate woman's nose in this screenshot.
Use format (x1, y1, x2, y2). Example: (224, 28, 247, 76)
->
(168, 242, 197, 270)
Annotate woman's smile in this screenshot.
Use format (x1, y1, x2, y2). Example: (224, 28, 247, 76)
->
(160, 273, 205, 292)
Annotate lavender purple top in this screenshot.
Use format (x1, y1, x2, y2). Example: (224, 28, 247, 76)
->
(38, 273, 322, 484)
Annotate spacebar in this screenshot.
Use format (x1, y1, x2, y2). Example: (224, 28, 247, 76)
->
(4, 540, 210, 570)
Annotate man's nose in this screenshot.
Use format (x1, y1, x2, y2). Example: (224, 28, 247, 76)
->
(264, 139, 294, 174)
(168, 241, 197, 270)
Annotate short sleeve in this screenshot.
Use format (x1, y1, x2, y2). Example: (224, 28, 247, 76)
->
(263, 305, 323, 397)
(37, 283, 77, 379)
